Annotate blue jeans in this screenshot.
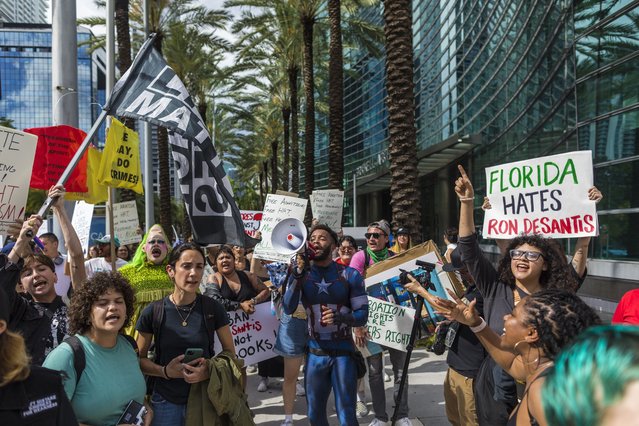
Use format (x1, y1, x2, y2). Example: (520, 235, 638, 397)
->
(150, 392, 186, 426)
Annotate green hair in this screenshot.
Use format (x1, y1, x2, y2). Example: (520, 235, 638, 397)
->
(127, 224, 171, 271)
(543, 325, 639, 426)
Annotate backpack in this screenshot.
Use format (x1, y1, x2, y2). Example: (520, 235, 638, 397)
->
(64, 334, 138, 386)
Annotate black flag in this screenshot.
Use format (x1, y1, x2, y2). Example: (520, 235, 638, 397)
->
(104, 35, 256, 247)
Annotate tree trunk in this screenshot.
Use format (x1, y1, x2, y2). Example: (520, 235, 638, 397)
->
(271, 140, 279, 193)
(328, 0, 344, 190)
(301, 14, 315, 198)
(383, 0, 422, 243)
(263, 161, 269, 195)
(153, 35, 173, 235)
(289, 66, 300, 193)
(282, 107, 290, 191)
(115, 0, 137, 203)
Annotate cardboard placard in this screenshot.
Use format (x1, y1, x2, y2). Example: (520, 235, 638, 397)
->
(72, 201, 94, 254)
(113, 201, 142, 245)
(253, 194, 307, 263)
(483, 151, 598, 238)
(310, 189, 344, 230)
(214, 302, 279, 364)
(365, 297, 415, 351)
(0, 126, 38, 233)
(365, 241, 462, 335)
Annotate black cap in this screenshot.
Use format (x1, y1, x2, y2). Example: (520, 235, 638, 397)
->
(442, 247, 465, 272)
(396, 227, 409, 235)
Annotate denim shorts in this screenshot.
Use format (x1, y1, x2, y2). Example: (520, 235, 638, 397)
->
(274, 314, 309, 357)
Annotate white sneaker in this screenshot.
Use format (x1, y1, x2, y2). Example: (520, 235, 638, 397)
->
(247, 364, 258, 373)
(295, 382, 305, 396)
(384, 371, 391, 382)
(257, 377, 269, 392)
(280, 420, 293, 426)
(396, 418, 412, 426)
(368, 419, 387, 426)
(356, 400, 369, 418)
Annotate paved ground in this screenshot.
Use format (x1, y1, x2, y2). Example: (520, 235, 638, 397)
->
(247, 348, 449, 425)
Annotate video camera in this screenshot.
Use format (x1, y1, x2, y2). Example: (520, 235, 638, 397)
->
(399, 260, 437, 291)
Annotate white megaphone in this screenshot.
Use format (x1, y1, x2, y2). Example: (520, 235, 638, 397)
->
(271, 218, 308, 255)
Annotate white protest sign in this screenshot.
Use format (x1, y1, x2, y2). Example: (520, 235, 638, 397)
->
(253, 194, 308, 263)
(482, 151, 597, 239)
(240, 210, 262, 238)
(366, 297, 415, 351)
(310, 189, 344, 230)
(72, 201, 94, 254)
(214, 302, 279, 364)
(0, 126, 38, 233)
(113, 201, 142, 245)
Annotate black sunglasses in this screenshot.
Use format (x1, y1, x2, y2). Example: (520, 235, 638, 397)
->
(365, 232, 383, 240)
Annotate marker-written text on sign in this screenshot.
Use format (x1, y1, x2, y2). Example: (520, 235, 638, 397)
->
(482, 151, 597, 238)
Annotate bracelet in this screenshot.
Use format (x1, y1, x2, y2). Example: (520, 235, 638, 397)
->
(162, 365, 169, 379)
(459, 197, 474, 202)
(469, 318, 488, 333)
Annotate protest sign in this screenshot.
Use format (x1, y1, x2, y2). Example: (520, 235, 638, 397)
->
(365, 297, 415, 352)
(113, 201, 142, 245)
(0, 126, 38, 233)
(67, 146, 108, 204)
(72, 201, 94, 254)
(97, 118, 144, 194)
(214, 302, 279, 365)
(25, 125, 88, 193)
(253, 194, 308, 263)
(240, 210, 262, 238)
(365, 241, 460, 335)
(482, 151, 598, 239)
(310, 189, 344, 229)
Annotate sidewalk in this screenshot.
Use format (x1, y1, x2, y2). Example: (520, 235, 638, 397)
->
(247, 348, 449, 425)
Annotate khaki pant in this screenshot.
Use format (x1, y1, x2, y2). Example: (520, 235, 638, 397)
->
(444, 367, 479, 426)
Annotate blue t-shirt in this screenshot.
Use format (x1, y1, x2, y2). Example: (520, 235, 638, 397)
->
(43, 334, 146, 426)
(136, 295, 229, 404)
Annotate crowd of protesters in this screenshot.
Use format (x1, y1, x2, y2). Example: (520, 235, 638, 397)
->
(1, 162, 638, 426)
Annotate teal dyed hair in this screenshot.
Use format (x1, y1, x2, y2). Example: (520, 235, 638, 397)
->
(128, 224, 171, 271)
(542, 325, 639, 426)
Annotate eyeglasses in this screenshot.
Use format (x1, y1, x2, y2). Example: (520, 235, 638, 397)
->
(147, 239, 166, 246)
(340, 246, 354, 252)
(365, 232, 383, 240)
(510, 249, 544, 262)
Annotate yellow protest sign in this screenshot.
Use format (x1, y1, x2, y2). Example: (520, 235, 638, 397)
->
(97, 118, 143, 194)
(67, 145, 108, 204)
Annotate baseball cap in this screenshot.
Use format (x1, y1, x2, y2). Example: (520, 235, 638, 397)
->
(396, 227, 410, 235)
(442, 247, 465, 272)
(95, 234, 120, 248)
(368, 220, 391, 236)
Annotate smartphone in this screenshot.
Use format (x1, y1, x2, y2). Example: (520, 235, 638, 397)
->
(182, 348, 204, 364)
(117, 400, 147, 426)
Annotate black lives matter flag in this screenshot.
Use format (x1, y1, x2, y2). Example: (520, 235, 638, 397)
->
(104, 35, 255, 247)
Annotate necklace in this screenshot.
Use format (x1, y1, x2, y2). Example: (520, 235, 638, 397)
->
(171, 295, 196, 327)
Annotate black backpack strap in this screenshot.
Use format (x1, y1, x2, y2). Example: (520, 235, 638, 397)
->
(200, 294, 217, 356)
(122, 334, 139, 355)
(364, 249, 371, 270)
(63, 335, 85, 387)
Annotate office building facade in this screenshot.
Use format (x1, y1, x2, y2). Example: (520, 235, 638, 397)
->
(0, 0, 48, 24)
(315, 1, 639, 297)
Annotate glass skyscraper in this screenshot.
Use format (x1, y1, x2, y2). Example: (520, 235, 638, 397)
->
(0, 0, 48, 24)
(0, 23, 106, 141)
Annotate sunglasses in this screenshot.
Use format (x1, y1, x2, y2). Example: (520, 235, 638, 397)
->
(509, 249, 544, 262)
(147, 239, 166, 246)
(365, 232, 384, 240)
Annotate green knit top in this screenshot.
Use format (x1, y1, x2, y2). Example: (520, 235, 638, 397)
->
(119, 261, 174, 302)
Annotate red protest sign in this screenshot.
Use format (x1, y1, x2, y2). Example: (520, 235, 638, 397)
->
(25, 125, 89, 193)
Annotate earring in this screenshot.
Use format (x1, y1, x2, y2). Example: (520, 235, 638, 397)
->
(513, 339, 526, 353)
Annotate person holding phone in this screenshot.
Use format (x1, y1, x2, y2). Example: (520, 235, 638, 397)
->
(136, 243, 235, 426)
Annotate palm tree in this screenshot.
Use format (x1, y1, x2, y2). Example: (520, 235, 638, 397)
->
(327, 0, 344, 190)
(383, 0, 422, 242)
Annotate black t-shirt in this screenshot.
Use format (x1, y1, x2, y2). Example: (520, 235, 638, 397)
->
(0, 366, 77, 426)
(136, 295, 229, 404)
(446, 284, 487, 379)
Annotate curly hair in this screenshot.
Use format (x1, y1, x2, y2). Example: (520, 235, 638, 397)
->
(68, 271, 135, 335)
(168, 242, 205, 268)
(543, 325, 639, 426)
(521, 288, 601, 359)
(497, 234, 577, 291)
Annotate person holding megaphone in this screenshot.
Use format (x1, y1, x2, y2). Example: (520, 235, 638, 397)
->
(280, 223, 369, 426)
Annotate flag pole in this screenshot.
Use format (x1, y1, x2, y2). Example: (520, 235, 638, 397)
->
(106, 0, 117, 271)
(33, 34, 158, 223)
